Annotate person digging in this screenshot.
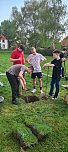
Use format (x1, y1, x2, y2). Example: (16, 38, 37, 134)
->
(6, 64, 32, 105)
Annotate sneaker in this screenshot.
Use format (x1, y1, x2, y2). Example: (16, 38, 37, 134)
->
(40, 90, 44, 94)
(31, 89, 36, 93)
(52, 97, 57, 100)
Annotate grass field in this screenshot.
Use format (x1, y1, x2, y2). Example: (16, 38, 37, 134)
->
(0, 51, 68, 152)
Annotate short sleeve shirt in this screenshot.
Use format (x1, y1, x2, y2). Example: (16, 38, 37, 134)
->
(26, 53, 45, 73)
(11, 49, 25, 65)
(51, 59, 62, 80)
(7, 64, 26, 76)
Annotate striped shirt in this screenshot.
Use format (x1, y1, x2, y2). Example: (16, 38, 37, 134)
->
(26, 53, 45, 73)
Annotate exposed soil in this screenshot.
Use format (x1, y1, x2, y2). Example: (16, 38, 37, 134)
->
(41, 95, 48, 100)
(24, 96, 39, 103)
(12, 130, 28, 150)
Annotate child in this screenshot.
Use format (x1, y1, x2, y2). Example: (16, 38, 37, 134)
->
(26, 47, 46, 94)
(43, 50, 62, 100)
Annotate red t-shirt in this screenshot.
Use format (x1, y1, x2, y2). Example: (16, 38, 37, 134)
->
(11, 48, 25, 65)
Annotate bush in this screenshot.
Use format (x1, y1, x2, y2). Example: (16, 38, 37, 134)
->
(37, 47, 54, 56)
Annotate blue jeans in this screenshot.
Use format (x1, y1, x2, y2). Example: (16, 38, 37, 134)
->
(49, 78, 60, 97)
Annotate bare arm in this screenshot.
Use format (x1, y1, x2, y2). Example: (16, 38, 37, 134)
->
(25, 55, 31, 64)
(43, 63, 55, 68)
(25, 58, 30, 63)
(19, 71, 26, 90)
(10, 57, 21, 62)
(25, 59, 31, 65)
(41, 57, 47, 63)
(26, 58, 31, 64)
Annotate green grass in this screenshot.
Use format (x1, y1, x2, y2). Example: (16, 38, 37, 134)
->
(12, 123, 38, 147)
(0, 51, 68, 152)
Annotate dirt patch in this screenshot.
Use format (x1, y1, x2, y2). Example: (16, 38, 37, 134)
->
(12, 130, 27, 150)
(41, 95, 48, 100)
(24, 96, 39, 103)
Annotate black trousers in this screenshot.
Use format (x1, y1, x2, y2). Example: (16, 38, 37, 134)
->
(6, 72, 19, 102)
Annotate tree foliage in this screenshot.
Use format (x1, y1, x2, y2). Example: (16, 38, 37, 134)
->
(0, 0, 67, 49)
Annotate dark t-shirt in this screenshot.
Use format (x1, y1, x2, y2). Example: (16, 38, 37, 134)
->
(51, 59, 62, 80)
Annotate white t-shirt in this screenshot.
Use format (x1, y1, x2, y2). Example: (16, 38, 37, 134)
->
(26, 53, 45, 73)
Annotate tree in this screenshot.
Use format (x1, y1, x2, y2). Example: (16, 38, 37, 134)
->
(39, 0, 66, 48)
(20, 0, 41, 47)
(10, 0, 67, 48)
(0, 20, 16, 47)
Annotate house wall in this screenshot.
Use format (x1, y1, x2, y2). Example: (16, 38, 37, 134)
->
(0, 39, 8, 49)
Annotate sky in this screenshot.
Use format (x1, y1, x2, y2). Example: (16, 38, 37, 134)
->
(0, 0, 68, 38)
(0, 0, 68, 24)
(0, 0, 24, 24)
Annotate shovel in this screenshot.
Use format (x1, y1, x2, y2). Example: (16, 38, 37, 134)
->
(24, 89, 29, 103)
(45, 66, 49, 92)
(42, 67, 49, 100)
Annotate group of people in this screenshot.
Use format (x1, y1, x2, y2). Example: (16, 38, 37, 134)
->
(6, 44, 67, 105)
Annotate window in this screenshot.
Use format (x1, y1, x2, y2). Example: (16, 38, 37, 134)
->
(2, 39, 5, 43)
